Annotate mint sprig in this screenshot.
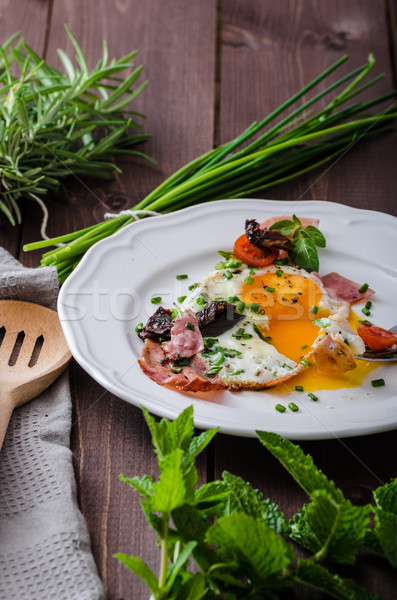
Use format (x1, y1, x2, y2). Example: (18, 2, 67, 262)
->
(116, 408, 393, 599)
(269, 215, 326, 271)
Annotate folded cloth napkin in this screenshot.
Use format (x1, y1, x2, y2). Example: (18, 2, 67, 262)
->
(0, 248, 105, 600)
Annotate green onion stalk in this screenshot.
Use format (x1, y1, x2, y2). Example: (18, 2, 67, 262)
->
(25, 54, 397, 283)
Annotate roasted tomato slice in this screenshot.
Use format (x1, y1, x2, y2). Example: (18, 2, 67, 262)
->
(233, 234, 279, 267)
(357, 324, 397, 351)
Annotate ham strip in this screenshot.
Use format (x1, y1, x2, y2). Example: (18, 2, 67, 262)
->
(260, 216, 320, 230)
(163, 309, 204, 359)
(138, 339, 225, 392)
(321, 272, 375, 304)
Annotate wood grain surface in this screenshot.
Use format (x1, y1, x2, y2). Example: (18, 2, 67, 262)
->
(1, 1, 397, 598)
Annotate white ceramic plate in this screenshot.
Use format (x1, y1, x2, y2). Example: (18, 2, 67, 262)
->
(58, 199, 397, 439)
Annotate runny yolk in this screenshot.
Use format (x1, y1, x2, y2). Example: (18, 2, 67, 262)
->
(241, 271, 328, 362)
(241, 272, 379, 392)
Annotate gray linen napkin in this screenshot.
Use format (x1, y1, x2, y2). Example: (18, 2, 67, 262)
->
(0, 248, 105, 600)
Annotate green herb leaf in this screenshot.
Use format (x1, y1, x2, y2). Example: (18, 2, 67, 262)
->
(295, 559, 380, 600)
(305, 225, 326, 247)
(373, 478, 397, 566)
(289, 229, 319, 272)
(268, 219, 296, 235)
(115, 554, 159, 594)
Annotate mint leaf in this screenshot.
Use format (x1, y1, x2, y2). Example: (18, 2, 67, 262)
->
(186, 427, 219, 462)
(290, 490, 371, 564)
(115, 554, 159, 594)
(172, 504, 211, 543)
(289, 229, 319, 272)
(305, 225, 326, 248)
(293, 214, 302, 227)
(373, 479, 397, 566)
(268, 219, 296, 235)
(168, 405, 195, 452)
(194, 480, 231, 516)
(222, 471, 289, 538)
(256, 431, 344, 502)
(151, 449, 187, 513)
(205, 513, 294, 586)
(295, 559, 380, 600)
(176, 573, 206, 600)
(119, 474, 154, 499)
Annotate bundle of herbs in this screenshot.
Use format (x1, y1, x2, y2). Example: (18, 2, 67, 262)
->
(117, 406, 396, 600)
(0, 26, 151, 226)
(25, 54, 397, 283)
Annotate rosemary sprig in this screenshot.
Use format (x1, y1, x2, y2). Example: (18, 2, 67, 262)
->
(25, 54, 397, 283)
(0, 26, 152, 225)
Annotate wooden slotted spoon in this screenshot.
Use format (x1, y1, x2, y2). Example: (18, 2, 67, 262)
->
(0, 300, 72, 450)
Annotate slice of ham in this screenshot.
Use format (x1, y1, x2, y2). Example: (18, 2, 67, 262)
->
(260, 216, 320, 230)
(321, 273, 375, 304)
(163, 309, 204, 360)
(138, 339, 225, 392)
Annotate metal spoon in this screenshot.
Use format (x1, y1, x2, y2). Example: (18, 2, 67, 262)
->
(355, 325, 397, 362)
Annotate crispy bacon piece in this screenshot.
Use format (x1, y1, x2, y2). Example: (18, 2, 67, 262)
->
(321, 273, 375, 304)
(138, 306, 173, 341)
(163, 309, 204, 359)
(138, 339, 225, 392)
(197, 301, 244, 337)
(245, 219, 294, 251)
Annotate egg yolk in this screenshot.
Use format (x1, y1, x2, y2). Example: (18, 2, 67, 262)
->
(241, 272, 378, 392)
(241, 271, 328, 362)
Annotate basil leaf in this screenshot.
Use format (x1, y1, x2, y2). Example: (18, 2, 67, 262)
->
(289, 230, 319, 272)
(305, 225, 326, 248)
(268, 219, 295, 235)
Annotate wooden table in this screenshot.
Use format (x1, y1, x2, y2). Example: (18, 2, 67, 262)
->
(1, 1, 397, 598)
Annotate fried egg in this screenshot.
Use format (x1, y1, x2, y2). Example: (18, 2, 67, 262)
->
(181, 264, 364, 389)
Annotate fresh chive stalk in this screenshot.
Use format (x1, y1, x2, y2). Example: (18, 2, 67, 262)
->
(24, 55, 397, 283)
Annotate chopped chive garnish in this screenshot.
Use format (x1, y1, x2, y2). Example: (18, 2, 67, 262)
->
(275, 404, 286, 413)
(244, 276, 254, 285)
(311, 305, 319, 314)
(229, 369, 244, 376)
(308, 392, 318, 401)
(282, 363, 293, 370)
(218, 250, 233, 259)
(253, 324, 265, 341)
(188, 283, 199, 291)
(225, 258, 242, 269)
(204, 337, 218, 349)
(264, 336, 272, 342)
(196, 296, 207, 305)
(205, 365, 223, 377)
(276, 269, 283, 277)
(288, 402, 299, 412)
(185, 321, 195, 331)
(242, 333, 252, 340)
(301, 357, 311, 367)
(232, 328, 245, 340)
(358, 319, 372, 326)
(172, 357, 192, 367)
(371, 378, 385, 388)
(274, 258, 289, 265)
(362, 307, 371, 316)
(177, 295, 187, 303)
(250, 302, 261, 313)
(151, 296, 162, 304)
(301, 344, 308, 349)
(358, 283, 369, 293)
(365, 300, 372, 310)
(171, 367, 182, 374)
(237, 301, 246, 313)
(265, 286, 275, 293)
(227, 295, 240, 303)
(295, 385, 304, 392)
(176, 274, 188, 280)
(224, 270, 233, 280)
(215, 297, 224, 301)
(135, 323, 143, 332)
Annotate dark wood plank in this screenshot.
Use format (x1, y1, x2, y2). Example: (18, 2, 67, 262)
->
(219, 0, 397, 215)
(215, 1, 397, 598)
(17, 2, 217, 598)
(0, 0, 51, 257)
